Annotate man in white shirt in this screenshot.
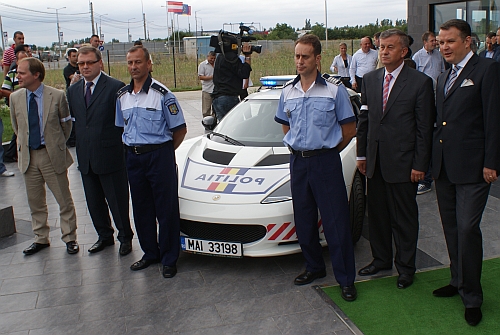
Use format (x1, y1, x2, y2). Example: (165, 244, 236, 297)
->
(349, 37, 378, 92)
(198, 51, 216, 117)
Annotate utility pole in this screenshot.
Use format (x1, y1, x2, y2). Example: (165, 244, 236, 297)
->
(48, 6, 66, 57)
(143, 13, 147, 40)
(90, 2, 95, 35)
(324, 0, 328, 49)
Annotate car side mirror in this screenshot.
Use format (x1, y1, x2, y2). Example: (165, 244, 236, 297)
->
(202, 116, 217, 132)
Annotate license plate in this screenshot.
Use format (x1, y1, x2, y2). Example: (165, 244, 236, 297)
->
(180, 236, 243, 258)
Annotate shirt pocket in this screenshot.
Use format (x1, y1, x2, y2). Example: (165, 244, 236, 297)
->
(313, 100, 335, 127)
(284, 101, 298, 124)
(138, 109, 164, 135)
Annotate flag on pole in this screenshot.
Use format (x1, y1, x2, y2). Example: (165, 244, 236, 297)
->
(181, 4, 191, 15)
(167, 1, 184, 13)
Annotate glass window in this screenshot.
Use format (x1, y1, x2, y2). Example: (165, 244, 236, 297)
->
(432, 1, 499, 53)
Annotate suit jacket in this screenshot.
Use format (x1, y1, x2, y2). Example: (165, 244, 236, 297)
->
(357, 64, 435, 183)
(432, 53, 500, 183)
(10, 85, 73, 174)
(66, 73, 126, 175)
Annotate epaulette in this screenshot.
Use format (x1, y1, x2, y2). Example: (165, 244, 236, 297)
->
(321, 73, 343, 87)
(117, 85, 130, 98)
(283, 79, 294, 88)
(151, 82, 168, 95)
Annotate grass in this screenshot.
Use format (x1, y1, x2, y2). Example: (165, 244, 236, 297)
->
(1, 103, 12, 142)
(322, 258, 500, 335)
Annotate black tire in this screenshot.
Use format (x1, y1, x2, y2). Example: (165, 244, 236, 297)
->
(349, 170, 365, 244)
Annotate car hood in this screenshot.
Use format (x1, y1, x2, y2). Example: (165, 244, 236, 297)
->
(176, 136, 291, 205)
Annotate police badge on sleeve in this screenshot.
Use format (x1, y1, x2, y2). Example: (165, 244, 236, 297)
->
(166, 102, 179, 115)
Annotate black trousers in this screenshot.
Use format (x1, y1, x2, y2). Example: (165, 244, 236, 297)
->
(81, 164, 133, 242)
(435, 163, 490, 308)
(367, 157, 419, 275)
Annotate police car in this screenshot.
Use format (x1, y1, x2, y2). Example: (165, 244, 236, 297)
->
(176, 75, 364, 258)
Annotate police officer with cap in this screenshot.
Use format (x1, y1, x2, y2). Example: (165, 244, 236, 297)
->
(116, 46, 187, 278)
(275, 34, 357, 301)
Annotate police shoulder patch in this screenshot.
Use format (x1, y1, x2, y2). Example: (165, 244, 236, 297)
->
(117, 85, 130, 98)
(322, 73, 343, 87)
(151, 82, 168, 95)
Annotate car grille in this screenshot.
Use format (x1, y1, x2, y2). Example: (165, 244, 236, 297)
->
(180, 220, 267, 244)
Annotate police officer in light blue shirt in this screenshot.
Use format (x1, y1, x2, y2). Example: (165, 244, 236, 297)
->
(116, 46, 187, 278)
(275, 34, 358, 302)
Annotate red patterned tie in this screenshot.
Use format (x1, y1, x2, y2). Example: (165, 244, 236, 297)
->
(382, 73, 392, 112)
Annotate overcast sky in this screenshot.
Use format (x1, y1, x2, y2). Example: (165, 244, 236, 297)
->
(1, 0, 407, 47)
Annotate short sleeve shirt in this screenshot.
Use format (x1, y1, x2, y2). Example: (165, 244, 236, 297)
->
(198, 60, 214, 93)
(275, 73, 356, 151)
(115, 76, 186, 146)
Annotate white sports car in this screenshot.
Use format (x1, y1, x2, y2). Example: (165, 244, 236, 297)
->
(176, 75, 365, 258)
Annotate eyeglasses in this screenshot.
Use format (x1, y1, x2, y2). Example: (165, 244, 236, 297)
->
(77, 60, 99, 66)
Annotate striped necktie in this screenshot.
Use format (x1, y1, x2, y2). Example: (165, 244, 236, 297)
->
(382, 73, 392, 112)
(445, 65, 460, 96)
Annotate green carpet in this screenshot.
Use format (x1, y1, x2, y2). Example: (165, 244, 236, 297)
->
(322, 258, 500, 334)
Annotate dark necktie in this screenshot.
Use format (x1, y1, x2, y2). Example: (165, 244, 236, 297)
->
(445, 65, 460, 96)
(85, 82, 93, 107)
(28, 92, 41, 150)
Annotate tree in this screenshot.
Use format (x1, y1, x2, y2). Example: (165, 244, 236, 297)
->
(304, 19, 312, 30)
(111, 38, 120, 43)
(267, 23, 297, 40)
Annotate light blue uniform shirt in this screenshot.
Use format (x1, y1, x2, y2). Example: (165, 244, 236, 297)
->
(26, 83, 45, 145)
(115, 76, 186, 146)
(275, 73, 356, 151)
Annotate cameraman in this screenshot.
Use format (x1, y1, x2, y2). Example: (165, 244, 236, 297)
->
(211, 43, 252, 121)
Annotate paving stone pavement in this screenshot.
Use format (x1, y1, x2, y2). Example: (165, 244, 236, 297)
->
(1, 90, 500, 334)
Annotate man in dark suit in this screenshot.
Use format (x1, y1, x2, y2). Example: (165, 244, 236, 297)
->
(432, 19, 500, 327)
(67, 46, 134, 256)
(356, 29, 435, 288)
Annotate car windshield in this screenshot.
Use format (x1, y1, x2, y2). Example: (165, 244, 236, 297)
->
(211, 99, 284, 147)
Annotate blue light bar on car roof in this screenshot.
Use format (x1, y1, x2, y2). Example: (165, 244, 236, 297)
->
(259, 75, 296, 87)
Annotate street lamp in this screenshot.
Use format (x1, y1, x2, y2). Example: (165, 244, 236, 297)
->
(47, 6, 66, 57)
(128, 18, 135, 43)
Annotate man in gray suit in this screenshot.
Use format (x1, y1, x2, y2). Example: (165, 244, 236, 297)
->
(67, 47, 133, 256)
(432, 19, 500, 326)
(356, 29, 435, 288)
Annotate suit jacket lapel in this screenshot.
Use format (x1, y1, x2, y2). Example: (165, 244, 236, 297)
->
(42, 87, 53, 132)
(382, 64, 407, 118)
(444, 54, 478, 100)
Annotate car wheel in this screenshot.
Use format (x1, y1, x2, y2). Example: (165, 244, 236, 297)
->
(349, 170, 365, 244)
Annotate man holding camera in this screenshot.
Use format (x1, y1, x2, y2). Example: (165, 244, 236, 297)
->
(211, 43, 252, 121)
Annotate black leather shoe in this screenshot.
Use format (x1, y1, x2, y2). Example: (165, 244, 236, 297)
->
(163, 265, 177, 278)
(433, 284, 458, 297)
(88, 239, 115, 253)
(23, 243, 50, 255)
(293, 270, 327, 285)
(130, 258, 160, 271)
(358, 263, 392, 276)
(341, 285, 358, 301)
(119, 241, 133, 256)
(397, 274, 414, 289)
(465, 308, 482, 326)
(66, 241, 80, 254)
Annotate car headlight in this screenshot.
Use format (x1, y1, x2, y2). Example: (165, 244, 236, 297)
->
(261, 181, 292, 204)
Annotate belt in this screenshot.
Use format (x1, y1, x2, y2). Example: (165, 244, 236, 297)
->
(126, 142, 168, 155)
(30, 145, 46, 150)
(288, 147, 334, 158)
